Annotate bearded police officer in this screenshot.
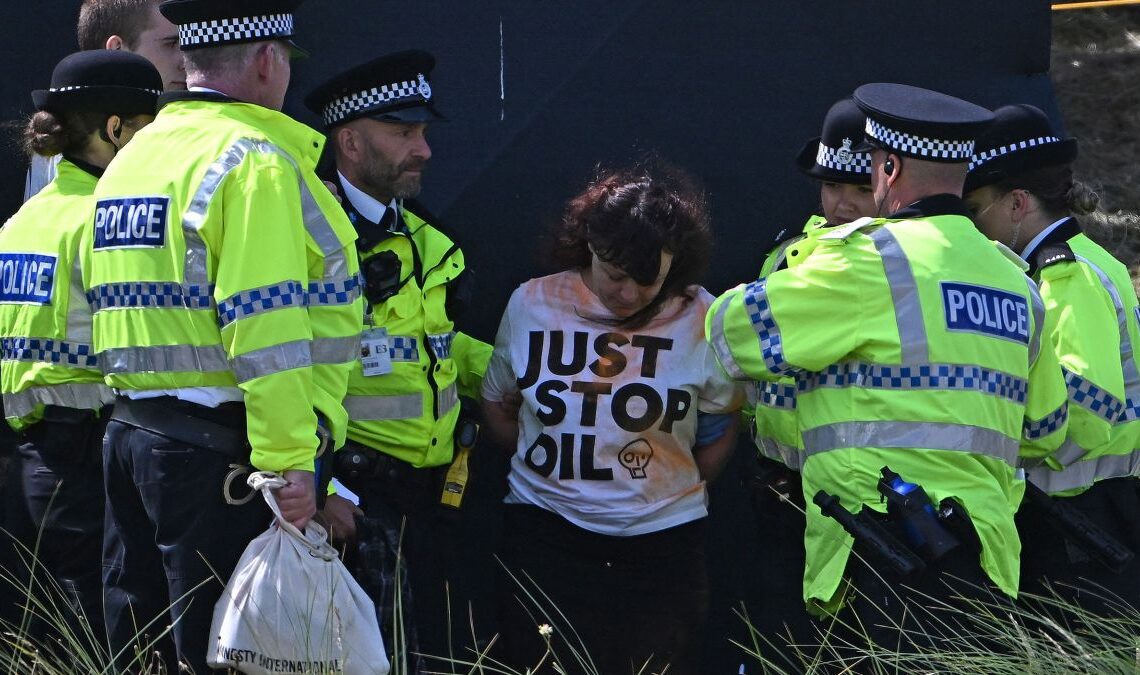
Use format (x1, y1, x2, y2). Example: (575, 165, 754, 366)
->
(83, 1, 363, 670)
(965, 104, 1140, 612)
(304, 52, 492, 671)
(706, 83, 1069, 652)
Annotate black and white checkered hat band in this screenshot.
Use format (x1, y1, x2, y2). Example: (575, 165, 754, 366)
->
(968, 136, 1063, 171)
(815, 143, 872, 174)
(49, 85, 162, 95)
(866, 118, 974, 160)
(178, 13, 293, 48)
(322, 79, 426, 126)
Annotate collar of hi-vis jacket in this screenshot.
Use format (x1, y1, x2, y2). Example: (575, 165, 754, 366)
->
(889, 193, 973, 220)
(1024, 217, 1082, 277)
(157, 89, 326, 166)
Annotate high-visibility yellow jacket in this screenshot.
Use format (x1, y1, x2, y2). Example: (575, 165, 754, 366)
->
(344, 202, 491, 468)
(752, 215, 831, 468)
(706, 196, 1068, 607)
(0, 158, 114, 429)
(82, 93, 363, 474)
(1022, 217, 1140, 494)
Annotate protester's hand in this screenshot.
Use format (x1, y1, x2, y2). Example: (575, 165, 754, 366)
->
(319, 493, 363, 542)
(323, 180, 342, 205)
(275, 470, 318, 530)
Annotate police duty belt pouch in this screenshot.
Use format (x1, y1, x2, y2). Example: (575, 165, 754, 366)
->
(208, 471, 390, 675)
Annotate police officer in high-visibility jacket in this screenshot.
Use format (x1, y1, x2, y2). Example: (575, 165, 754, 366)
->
(82, 1, 363, 671)
(706, 83, 1069, 649)
(0, 49, 160, 646)
(303, 52, 493, 671)
(743, 97, 877, 653)
(965, 104, 1140, 611)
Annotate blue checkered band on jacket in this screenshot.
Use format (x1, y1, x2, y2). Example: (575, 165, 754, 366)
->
(1023, 402, 1069, 440)
(216, 280, 306, 328)
(427, 332, 455, 359)
(756, 381, 796, 410)
(322, 80, 425, 126)
(815, 142, 872, 174)
(865, 118, 974, 160)
(87, 282, 213, 312)
(968, 136, 1064, 171)
(1065, 369, 1125, 422)
(798, 361, 1029, 404)
(307, 274, 362, 307)
(388, 335, 419, 362)
(743, 279, 796, 376)
(1, 337, 98, 368)
(178, 14, 294, 48)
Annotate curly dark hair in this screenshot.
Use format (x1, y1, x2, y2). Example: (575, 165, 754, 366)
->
(547, 161, 713, 329)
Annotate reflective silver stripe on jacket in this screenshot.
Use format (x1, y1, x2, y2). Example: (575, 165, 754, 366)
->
(1025, 451, 1137, 493)
(100, 344, 229, 374)
(1024, 277, 1046, 366)
(232, 340, 312, 383)
(311, 335, 360, 365)
(870, 227, 928, 364)
(798, 361, 1027, 405)
(3, 383, 115, 418)
(344, 383, 458, 422)
(1075, 254, 1140, 425)
(708, 294, 748, 379)
(802, 420, 1021, 466)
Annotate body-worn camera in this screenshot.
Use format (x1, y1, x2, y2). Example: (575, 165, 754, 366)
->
(361, 250, 402, 305)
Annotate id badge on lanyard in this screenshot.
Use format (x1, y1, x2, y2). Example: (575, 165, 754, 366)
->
(360, 327, 393, 376)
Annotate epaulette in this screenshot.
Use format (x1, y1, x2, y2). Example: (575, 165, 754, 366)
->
(1034, 243, 1076, 270)
(818, 216, 880, 241)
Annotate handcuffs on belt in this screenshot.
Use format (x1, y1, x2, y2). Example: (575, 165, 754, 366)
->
(223, 425, 332, 505)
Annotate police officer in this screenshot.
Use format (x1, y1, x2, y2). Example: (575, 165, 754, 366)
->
(82, 1, 363, 671)
(965, 104, 1140, 611)
(25, 0, 185, 203)
(304, 52, 492, 671)
(742, 96, 876, 654)
(0, 49, 160, 647)
(706, 83, 1069, 652)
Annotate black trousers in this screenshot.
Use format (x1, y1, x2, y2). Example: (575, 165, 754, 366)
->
(835, 510, 1005, 661)
(337, 445, 453, 674)
(497, 504, 709, 675)
(102, 417, 268, 674)
(1017, 476, 1140, 614)
(3, 408, 107, 649)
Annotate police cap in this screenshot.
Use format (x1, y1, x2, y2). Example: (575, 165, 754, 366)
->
(32, 50, 162, 116)
(159, 0, 306, 55)
(304, 50, 443, 129)
(964, 104, 1078, 193)
(853, 83, 993, 163)
(796, 98, 871, 184)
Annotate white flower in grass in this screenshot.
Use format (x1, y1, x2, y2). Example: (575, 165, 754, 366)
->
(538, 623, 554, 638)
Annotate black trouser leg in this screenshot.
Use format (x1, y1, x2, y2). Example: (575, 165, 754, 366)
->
(3, 416, 107, 652)
(102, 422, 268, 673)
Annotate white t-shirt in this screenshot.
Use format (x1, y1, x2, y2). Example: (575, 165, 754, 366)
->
(482, 270, 742, 536)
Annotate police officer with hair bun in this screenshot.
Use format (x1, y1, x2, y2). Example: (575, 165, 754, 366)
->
(0, 49, 161, 647)
(965, 104, 1140, 612)
(305, 51, 492, 672)
(708, 83, 1069, 653)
